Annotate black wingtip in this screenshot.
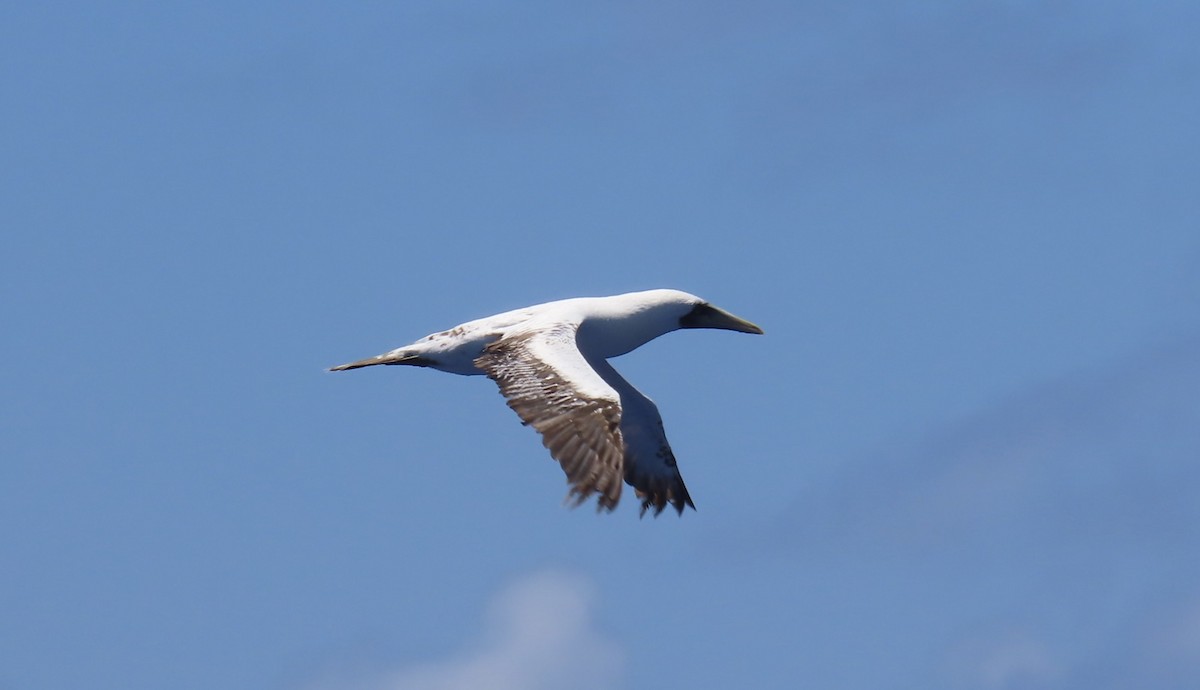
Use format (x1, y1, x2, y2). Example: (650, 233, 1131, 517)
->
(636, 492, 695, 519)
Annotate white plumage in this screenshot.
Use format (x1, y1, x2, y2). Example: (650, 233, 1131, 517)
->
(330, 289, 763, 516)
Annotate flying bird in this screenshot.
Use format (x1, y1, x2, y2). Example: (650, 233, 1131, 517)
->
(330, 289, 763, 516)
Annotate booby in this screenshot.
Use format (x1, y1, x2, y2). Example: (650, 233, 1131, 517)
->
(330, 289, 763, 516)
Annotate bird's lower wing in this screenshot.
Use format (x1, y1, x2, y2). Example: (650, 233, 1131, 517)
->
(474, 324, 627, 511)
(587, 358, 695, 517)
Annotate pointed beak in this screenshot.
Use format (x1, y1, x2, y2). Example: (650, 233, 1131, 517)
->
(680, 303, 764, 334)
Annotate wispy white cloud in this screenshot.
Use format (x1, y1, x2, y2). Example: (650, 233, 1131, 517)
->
(943, 630, 1064, 689)
(355, 570, 624, 690)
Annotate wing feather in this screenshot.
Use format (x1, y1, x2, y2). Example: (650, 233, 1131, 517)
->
(475, 325, 626, 512)
(585, 357, 695, 516)
(476, 323, 695, 517)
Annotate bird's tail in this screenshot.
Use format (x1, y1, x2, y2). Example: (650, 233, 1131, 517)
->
(328, 351, 431, 371)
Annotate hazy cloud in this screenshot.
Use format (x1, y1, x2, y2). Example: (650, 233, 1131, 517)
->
(368, 570, 623, 690)
(943, 631, 1064, 689)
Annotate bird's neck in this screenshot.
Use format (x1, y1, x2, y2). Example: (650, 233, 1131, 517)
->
(577, 303, 680, 359)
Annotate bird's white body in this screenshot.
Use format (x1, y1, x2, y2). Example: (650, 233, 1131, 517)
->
(331, 288, 762, 516)
(384, 290, 707, 376)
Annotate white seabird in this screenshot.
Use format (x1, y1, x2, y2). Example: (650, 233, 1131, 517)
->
(330, 289, 763, 516)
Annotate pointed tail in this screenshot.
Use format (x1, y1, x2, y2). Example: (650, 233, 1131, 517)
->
(328, 351, 431, 372)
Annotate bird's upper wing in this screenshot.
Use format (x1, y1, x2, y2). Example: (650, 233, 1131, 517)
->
(475, 324, 627, 511)
(587, 357, 694, 516)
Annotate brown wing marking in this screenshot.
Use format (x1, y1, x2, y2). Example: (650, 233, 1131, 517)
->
(475, 327, 627, 511)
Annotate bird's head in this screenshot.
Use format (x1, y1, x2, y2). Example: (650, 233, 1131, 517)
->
(678, 300, 764, 334)
(627, 289, 764, 335)
(578, 289, 764, 358)
(671, 292, 764, 335)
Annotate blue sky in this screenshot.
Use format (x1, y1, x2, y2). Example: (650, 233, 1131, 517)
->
(3, 2, 1198, 688)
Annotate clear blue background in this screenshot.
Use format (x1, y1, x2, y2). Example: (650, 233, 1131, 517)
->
(3, 2, 1198, 689)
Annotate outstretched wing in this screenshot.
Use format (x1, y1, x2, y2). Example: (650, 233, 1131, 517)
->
(587, 357, 695, 516)
(475, 324, 627, 511)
